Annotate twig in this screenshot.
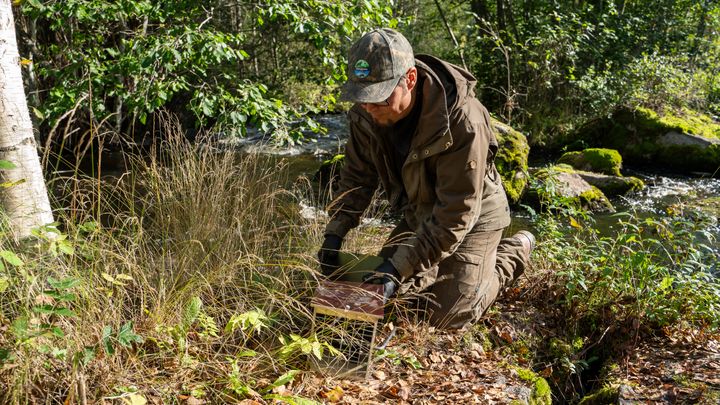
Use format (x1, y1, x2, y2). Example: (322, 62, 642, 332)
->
(432, 0, 467, 70)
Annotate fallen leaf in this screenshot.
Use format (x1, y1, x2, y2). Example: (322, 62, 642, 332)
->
(121, 393, 147, 405)
(185, 396, 205, 405)
(321, 386, 344, 402)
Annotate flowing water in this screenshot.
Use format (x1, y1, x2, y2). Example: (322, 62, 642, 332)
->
(223, 114, 719, 247)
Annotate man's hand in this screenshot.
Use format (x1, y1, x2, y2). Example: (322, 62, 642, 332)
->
(362, 261, 400, 301)
(318, 235, 343, 276)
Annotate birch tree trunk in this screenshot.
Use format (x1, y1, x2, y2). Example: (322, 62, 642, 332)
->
(0, 0, 54, 240)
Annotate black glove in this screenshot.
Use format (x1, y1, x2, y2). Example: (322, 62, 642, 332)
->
(362, 260, 400, 302)
(318, 235, 343, 276)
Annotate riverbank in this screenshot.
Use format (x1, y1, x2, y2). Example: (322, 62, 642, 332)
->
(1, 132, 718, 403)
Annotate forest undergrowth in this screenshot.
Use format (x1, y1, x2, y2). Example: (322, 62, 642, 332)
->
(0, 121, 718, 404)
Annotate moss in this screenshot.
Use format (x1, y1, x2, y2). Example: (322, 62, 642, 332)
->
(558, 148, 623, 176)
(531, 166, 614, 212)
(577, 386, 619, 405)
(589, 175, 645, 197)
(493, 119, 530, 204)
(577, 107, 720, 175)
(513, 367, 552, 405)
(579, 186, 614, 212)
(642, 106, 720, 140)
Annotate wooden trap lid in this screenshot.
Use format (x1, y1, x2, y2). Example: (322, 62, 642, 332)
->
(312, 281, 384, 322)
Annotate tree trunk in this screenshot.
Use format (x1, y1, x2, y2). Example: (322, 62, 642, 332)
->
(0, 0, 54, 240)
(496, 0, 506, 33)
(471, 0, 491, 25)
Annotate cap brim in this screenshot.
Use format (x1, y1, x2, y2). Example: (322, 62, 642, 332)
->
(340, 75, 402, 103)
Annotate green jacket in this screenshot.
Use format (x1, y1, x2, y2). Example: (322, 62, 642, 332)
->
(326, 54, 511, 279)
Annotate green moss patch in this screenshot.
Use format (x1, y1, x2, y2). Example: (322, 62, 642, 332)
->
(642, 107, 720, 140)
(558, 148, 623, 176)
(578, 385, 619, 405)
(493, 119, 531, 204)
(513, 367, 552, 405)
(575, 107, 720, 175)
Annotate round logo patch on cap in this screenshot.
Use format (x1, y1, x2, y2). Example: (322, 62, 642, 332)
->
(354, 59, 370, 79)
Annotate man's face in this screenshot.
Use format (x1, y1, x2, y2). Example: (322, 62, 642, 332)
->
(359, 68, 417, 127)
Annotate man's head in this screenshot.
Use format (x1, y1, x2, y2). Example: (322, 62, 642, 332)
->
(341, 28, 418, 126)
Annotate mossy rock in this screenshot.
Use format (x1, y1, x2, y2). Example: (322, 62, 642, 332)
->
(492, 119, 530, 204)
(526, 165, 614, 212)
(575, 107, 720, 175)
(576, 171, 645, 197)
(513, 367, 552, 405)
(577, 385, 619, 405)
(557, 148, 623, 176)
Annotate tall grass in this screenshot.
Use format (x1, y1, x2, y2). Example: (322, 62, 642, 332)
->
(0, 120, 328, 403)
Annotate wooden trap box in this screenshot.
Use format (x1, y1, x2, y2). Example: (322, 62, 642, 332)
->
(310, 253, 385, 378)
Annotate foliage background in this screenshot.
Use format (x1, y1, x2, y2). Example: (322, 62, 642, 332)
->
(13, 0, 720, 155)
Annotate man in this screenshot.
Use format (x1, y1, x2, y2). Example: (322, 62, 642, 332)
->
(318, 28, 534, 330)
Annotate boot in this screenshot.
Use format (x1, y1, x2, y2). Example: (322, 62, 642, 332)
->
(512, 230, 535, 261)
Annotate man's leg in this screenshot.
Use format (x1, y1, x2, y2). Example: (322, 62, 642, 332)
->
(427, 229, 532, 330)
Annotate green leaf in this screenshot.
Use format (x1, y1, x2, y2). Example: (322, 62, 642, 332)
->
(47, 276, 80, 290)
(80, 346, 96, 366)
(43, 290, 76, 302)
(0, 250, 23, 267)
(262, 394, 319, 405)
(0, 348, 13, 364)
(32, 305, 76, 317)
(263, 370, 301, 393)
(117, 321, 144, 347)
(182, 296, 202, 330)
(659, 276, 674, 291)
(237, 349, 258, 358)
(102, 326, 114, 355)
(0, 276, 9, 293)
(11, 317, 30, 340)
(58, 242, 75, 255)
(0, 160, 16, 169)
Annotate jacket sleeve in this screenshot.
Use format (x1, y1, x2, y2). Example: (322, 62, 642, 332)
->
(324, 119, 379, 239)
(390, 107, 491, 278)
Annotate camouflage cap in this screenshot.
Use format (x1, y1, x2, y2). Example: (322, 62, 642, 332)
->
(340, 28, 415, 103)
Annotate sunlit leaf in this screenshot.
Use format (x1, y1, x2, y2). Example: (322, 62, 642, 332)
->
(0, 160, 16, 169)
(0, 250, 23, 267)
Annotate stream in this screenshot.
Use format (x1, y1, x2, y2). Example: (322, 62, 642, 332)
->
(220, 114, 720, 254)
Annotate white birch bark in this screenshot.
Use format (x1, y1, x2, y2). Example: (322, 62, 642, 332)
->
(0, 0, 54, 240)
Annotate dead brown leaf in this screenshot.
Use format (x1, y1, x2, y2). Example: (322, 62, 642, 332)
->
(320, 386, 344, 403)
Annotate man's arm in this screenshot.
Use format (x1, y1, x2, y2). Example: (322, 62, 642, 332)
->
(324, 119, 379, 238)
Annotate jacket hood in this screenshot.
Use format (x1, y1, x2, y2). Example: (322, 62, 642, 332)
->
(409, 54, 477, 148)
(415, 54, 477, 112)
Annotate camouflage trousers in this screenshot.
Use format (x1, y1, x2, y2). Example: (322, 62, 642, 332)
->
(379, 220, 529, 330)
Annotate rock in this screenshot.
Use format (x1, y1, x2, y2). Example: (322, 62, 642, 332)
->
(492, 119, 531, 204)
(575, 171, 645, 197)
(526, 166, 615, 212)
(558, 148, 623, 176)
(513, 367, 552, 405)
(659, 131, 720, 148)
(574, 107, 720, 176)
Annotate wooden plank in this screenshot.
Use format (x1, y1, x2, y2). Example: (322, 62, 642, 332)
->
(311, 280, 384, 320)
